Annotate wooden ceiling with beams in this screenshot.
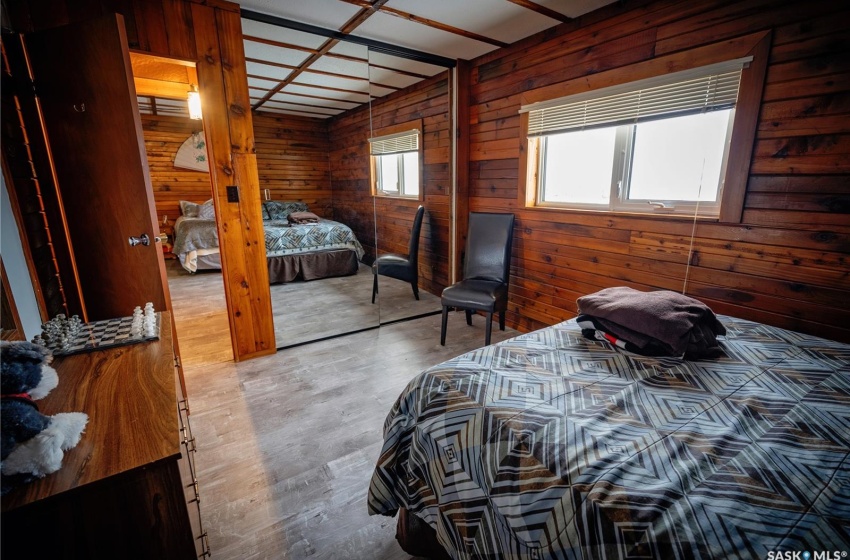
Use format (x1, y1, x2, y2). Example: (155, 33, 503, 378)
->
(134, 1, 618, 120)
(238, 0, 618, 119)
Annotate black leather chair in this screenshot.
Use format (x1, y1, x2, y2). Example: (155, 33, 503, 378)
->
(440, 212, 515, 347)
(372, 205, 425, 304)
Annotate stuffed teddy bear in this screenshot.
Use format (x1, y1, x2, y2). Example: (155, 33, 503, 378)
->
(1, 341, 88, 495)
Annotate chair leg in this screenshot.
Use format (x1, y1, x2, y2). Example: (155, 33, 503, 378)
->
(499, 310, 506, 331)
(371, 273, 378, 304)
(485, 312, 493, 346)
(411, 281, 419, 300)
(440, 306, 449, 346)
(465, 309, 473, 326)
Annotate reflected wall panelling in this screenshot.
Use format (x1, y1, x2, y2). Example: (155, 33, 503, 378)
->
(330, 70, 453, 301)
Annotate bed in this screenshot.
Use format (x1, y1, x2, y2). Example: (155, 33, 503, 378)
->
(368, 314, 850, 558)
(172, 200, 365, 283)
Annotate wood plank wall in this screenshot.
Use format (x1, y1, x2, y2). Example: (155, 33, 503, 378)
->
(140, 114, 211, 221)
(252, 111, 332, 217)
(328, 72, 452, 294)
(467, 0, 850, 342)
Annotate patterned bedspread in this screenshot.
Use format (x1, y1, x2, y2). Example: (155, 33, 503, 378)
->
(173, 217, 364, 261)
(173, 216, 218, 255)
(264, 218, 364, 260)
(368, 316, 850, 559)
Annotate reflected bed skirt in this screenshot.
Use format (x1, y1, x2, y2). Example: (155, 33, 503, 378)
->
(267, 248, 359, 284)
(179, 248, 359, 284)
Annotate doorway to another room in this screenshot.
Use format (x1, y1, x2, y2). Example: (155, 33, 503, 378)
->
(131, 52, 234, 367)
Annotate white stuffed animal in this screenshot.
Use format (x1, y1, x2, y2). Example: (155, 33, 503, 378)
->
(1, 341, 88, 495)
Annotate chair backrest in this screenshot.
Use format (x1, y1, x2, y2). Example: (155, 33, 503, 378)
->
(463, 212, 515, 283)
(407, 205, 425, 264)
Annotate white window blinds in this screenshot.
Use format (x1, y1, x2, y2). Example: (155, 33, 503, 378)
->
(522, 57, 751, 137)
(369, 129, 420, 155)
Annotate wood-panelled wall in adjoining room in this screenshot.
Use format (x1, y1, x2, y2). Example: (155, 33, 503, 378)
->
(466, 0, 850, 342)
(328, 72, 451, 295)
(252, 111, 332, 217)
(141, 114, 211, 222)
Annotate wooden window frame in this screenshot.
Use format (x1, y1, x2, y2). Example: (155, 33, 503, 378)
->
(518, 31, 770, 223)
(370, 120, 425, 202)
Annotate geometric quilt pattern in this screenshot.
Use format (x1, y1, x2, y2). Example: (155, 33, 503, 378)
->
(264, 218, 364, 259)
(368, 315, 850, 559)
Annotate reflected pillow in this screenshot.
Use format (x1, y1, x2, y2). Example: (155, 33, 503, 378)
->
(263, 201, 308, 220)
(197, 199, 216, 220)
(180, 199, 214, 218)
(179, 200, 200, 217)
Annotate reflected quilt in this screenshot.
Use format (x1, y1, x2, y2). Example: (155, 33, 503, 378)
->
(368, 316, 850, 559)
(173, 217, 364, 261)
(264, 218, 364, 260)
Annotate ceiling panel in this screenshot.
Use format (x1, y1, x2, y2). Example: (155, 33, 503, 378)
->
(284, 83, 370, 104)
(258, 99, 341, 116)
(366, 51, 445, 79)
(244, 42, 310, 68)
(385, 0, 557, 44)
(355, 12, 497, 60)
(367, 67, 427, 91)
(246, 61, 293, 82)
(242, 19, 328, 49)
(239, 5, 359, 38)
(293, 73, 370, 93)
(306, 56, 370, 81)
(270, 93, 359, 111)
(537, 0, 618, 18)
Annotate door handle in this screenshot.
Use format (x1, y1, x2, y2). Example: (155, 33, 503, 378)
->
(128, 233, 150, 247)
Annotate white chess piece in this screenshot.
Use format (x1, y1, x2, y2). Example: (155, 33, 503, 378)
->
(131, 306, 144, 337)
(143, 316, 156, 337)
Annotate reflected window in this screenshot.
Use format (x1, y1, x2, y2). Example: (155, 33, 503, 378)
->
(370, 127, 422, 199)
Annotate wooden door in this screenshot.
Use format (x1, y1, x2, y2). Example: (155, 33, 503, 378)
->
(23, 14, 169, 320)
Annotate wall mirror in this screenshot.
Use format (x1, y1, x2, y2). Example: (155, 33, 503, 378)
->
(368, 47, 448, 325)
(142, 9, 457, 350)
(239, 18, 378, 348)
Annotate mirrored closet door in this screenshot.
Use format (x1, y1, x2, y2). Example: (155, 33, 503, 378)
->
(239, 11, 456, 347)
(239, 16, 379, 348)
(368, 48, 449, 324)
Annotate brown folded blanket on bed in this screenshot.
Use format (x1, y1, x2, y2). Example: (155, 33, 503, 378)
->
(288, 211, 319, 224)
(576, 286, 726, 359)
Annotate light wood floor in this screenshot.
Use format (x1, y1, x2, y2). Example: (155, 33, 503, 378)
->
(168, 260, 443, 351)
(166, 259, 518, 559)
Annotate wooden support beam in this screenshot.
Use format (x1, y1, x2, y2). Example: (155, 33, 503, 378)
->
(192, 2, 275, 361)
(505, 0, 571, 23)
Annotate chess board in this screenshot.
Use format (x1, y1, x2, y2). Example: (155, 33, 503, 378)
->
(48, 313, 161, 357)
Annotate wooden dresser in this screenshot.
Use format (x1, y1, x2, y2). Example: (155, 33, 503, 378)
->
(1, 312, 209, 559)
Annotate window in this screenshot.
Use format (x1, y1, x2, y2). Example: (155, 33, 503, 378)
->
(370, 127, 421, 199)
(522, 58, 751, 218)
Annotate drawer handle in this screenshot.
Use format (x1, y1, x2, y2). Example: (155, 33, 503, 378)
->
(198, 531, 211, 557)
(188, 479, 200, 503)
(183, 437, 197, 453)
